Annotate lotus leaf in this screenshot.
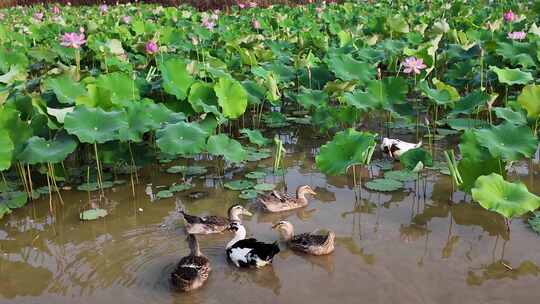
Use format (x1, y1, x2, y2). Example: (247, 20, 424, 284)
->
(246, 149, 272, 161)
(224, 180, 254, 191)
(64, 106, 128, 143)
(315, 129, 376, 176)
(475, 122, 538, 161)
(207, 134, 247, 163)
(296, 88, 328, 109)
(517, 85, 540, 119)
(450, 91, 490, 116)
(118, 102, 154, 142)
(384, 170, 418, 182)
(529, 212, 540, 234)
(0, 107, 32, 158)
(77, 181, 114, 191)
(489, 66, 533, 85)
(240, 129, 270, 146)
(44, 74, 86, 105)
(254, 183, 275, 191)
(156, 190, 174, 199)
(418, 80, 453, 106)
(169, 183, 193, 192)
(95, 72, 139, 107)
(0, 129, 14, 171)
(188, 82, 217, 113)
(245, 171, 266, 179)
(160, 57, 194, 100)
(328, 54, 375, 84)
(365, 178, 403, 192)
(0, 204, 11, 219)
(214, 77, 248, 119)
(1, 191, 28, 209)
(75, 84, 114, 109)
(239, 189, 259, 200)
(156, 122, 208, 156)
(18, 135, 77, 164)
(399, 148, 433, 171)
(166, 165, 207, 175)
(472, 173, 540, 219)
(80, 208, 108, 221)
(493, 107, 527, 125)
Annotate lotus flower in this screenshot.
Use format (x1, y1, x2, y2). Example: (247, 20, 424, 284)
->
(33, 12, 44, 21)
(60, 32, 86, 49)
(99, 4, 108, 14)
(122, 15, 131, 24)
(508, 31, 526, 40)
(237, 2, 246, 9)
(52, 6, 61, 15)
(252, 19, 261, 30)
(402, 56, 426, 75)
(248, 2, 258, 8)
(201, 15, 216, 30)
(145, 40, 158, 54)
(503, 10, 516, 22)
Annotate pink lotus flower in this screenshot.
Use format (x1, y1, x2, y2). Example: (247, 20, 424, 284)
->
(60, 32, 86, 49)
(99, 4, 108, 14)
(402, 57, 427, 75)
(252, 19, 261, 29)
(237, 2, 246, 9)
(145, 40, 158, 54)
(201, 15, 216, 30)
(33, 12, 44, 21)
(52, 6, 61, 15)
(507, 31, 526, 40)
(316, 7, 324, 14)
(79, 27, 85, 33)
(503, 10, 516, 22)
(122, 15, 131, 24)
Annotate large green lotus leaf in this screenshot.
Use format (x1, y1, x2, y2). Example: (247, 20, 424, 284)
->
(450, 91, 489, 116)
(0, 65, 27, 84)
(475, 123, 538, 161)
(517, 85, 540, 119)
(493, 107, 527, 126)
(207, 134, 247, 163)
(156, 122, 208, 156)
(159, 57, 194, 100)
(0, 129, 13, 171)
(472, 173, 540, 219)
(342, 90, 379, 112)
(2, 191, 28, 209)
(296, 88, 328, 109)
(365, 178, 403, 192)
(418, 80, 453, 106)
(444, 118, 488, 130)
(188, 81, 217, 113)
(242, 80, 267, 105)
(432, 78, 460, 101)
(214, 77, 248, 119)
(400, 148, 433, 172)
(64, 106, 128, 144)
(315, 128, 376, 176)
(489, 66, 533, 85)
(44, 74, 86, 105)
(18, 135, 77, 164)
(328, 54, 376, 84)
(118, 102, 154, 142)
(387, 15, 409, 33)
(459, 130, 490, 161)
(368, 77, 407, 109)
(240, 129, 270, 146)
(80, 208, 108, 220)
(75, 84, 114, 109)
(224, 180, 254, 190)
(145, 101, 185, 129)
(0, 107, 32, 158)
(95, 72, 139, 107)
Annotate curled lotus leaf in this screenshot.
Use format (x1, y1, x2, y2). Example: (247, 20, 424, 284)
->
(475, 122, 538, 161)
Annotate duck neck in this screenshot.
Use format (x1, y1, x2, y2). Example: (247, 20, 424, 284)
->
(228, 208, 241, 222)
(187, 235, 202, 256)
(296, 188, 308, 204)
(278, 225, 294, 242)
(227, 226, 246, 249)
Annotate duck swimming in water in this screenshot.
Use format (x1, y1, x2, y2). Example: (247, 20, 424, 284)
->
(226, 222, 280, 268)
(180, 204, 253, 234)
(272, 221, 335, 255)
(258, 185, 317, 212)
(171, 234, 211, 292)
(380, 138, 422, 160)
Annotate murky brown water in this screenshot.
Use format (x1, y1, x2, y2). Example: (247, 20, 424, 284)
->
(2, 128, 540, 304)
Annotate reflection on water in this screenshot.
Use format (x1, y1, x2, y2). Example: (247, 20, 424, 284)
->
(1, 127, 540, 303)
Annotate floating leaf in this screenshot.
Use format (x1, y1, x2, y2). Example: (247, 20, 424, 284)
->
(166, 165, 207, 175)
(64, 106, 128, 143)
(169, 183, 193, 192)
(1, 191, 28, 209)
(77, 181, 114, 191)
(207, 134, 247, 163)
(159, 57, 194, 100)
(472, 173, 540, 219)
(156, 122, 208, 156)
(224, 180, 254, 191)
(475, 123, 538, 161)
(364, 178, 403, 192)
(214, 77, 248, 119)
(240, 129, 270, 147)
(245, 171, 266, 179)
(80, 208, 108, 220)
(254, 183, 275, 191)
(156, 190, 174, 199)
(384, 170, 418, 182)
(316, 129, 376, 176)
(399, 148, 433, 171)
(489, 66, 533, 85)
(239, 189, 259, 200)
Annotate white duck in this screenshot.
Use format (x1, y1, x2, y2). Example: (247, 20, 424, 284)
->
(380, 138, 422, 160)
(225, 222, 280, 268)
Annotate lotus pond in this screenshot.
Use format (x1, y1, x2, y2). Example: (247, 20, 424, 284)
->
(1, 0, 540, 303)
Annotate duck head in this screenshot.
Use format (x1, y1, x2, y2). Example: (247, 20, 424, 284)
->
(228, 205, 253, 221)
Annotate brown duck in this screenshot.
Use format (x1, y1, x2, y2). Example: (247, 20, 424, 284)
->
(171, 234, 211, 292)
(258, 185, 317, 212)
(180, 204, 253, 234)
(272, 220, 335, 255)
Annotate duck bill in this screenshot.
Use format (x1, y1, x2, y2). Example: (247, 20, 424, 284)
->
(271, 223, 279, 230)
(244, 210, 253, 217)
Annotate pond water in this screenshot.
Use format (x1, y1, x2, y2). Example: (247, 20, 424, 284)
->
(1, 127, 540, 304)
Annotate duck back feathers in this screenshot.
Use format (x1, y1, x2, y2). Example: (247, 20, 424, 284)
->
(226, 238, 280, 268)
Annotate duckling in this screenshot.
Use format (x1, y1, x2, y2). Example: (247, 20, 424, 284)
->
(180, 204, 253, 234)
(380, 138, 422, 160)
(226, 222, 280, 268)
(171, 234, 211, 291)
(272, 221, 335, 255)
(258, 185, 317, 213)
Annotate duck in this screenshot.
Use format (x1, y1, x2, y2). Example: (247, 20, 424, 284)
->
(258, 185, 317, 212)
(226, 222, 280, 268)
(170, 234, 211, 292)
(380, 137, 422, 160)
(179, 204, 253, 234)
(272, 221, 335, 255)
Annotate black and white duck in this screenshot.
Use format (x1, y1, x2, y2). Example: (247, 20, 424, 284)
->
(225, 222, 280, 268)
(380, 137, 422, 160)
(180, 204, 253, 234)
(170, 234, 211, 292)
(272, 220, 335, 255)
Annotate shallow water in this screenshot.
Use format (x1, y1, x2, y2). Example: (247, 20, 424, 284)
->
(2, 128, 540, 304)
